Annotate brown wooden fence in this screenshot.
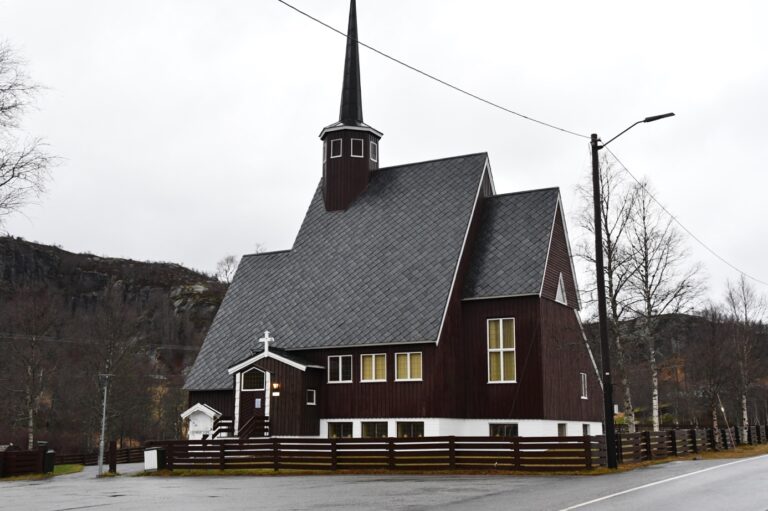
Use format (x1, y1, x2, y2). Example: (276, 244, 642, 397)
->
(146, 435, 605, 472)
(55, 447, 144, 466)
(0, 450, 44, 478)
(616, 425, 768, 465)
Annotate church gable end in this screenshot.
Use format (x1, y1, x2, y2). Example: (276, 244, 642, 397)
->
(541, 202, 579, 308)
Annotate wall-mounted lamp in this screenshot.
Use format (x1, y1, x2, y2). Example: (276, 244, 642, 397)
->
(272, 382, 281, 393)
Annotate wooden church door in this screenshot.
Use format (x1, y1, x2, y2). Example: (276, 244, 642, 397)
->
(239, 367, 269, 434)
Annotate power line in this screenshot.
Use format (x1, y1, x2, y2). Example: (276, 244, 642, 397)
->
(276, 0, 589, 140)
(604, 147, 768, 288)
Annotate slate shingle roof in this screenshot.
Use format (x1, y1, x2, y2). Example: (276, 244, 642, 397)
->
(463, 188, 559, 299)
(185, 153, 488, 390)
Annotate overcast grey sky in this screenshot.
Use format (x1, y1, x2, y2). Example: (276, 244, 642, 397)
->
(2, 0, 766, 305)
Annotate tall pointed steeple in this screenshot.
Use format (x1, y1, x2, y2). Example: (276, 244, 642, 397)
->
(319, 0, 382, 212)
(339, 0, 363, 125)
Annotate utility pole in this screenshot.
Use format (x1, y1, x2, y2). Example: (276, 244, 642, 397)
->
(97, 373, 112, 476)
(590, 112, 674, 469)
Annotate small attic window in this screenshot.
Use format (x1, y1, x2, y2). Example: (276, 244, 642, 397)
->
(370, 141, 378, 162)
(555, 273, 568, 305)
(330, 139, 342, 158)
(351, 138, 364, 158)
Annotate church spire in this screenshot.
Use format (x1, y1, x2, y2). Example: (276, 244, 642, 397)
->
(339, 0, 363, 125)
(319, 0, 382, 212)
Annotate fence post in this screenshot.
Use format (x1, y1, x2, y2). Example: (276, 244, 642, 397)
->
(388, 439, 395, 470)
(219, 442, 225, 471)
(583, 435, 593, 470)
(331, 439, 337, 471)
(108, 440, 117, 473)
(513, 436, 521, 470)
(272, 438, 279, 472)
(643, 431, 653, 460)
(448, 436, 456, 470)
(166, 443, 174, 471)
(669, 430, 677, 457)
(615, 433, 623, 464)
(690, 429, 698, 454)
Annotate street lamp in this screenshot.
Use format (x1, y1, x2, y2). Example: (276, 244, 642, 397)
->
(590, 112, 674, 469)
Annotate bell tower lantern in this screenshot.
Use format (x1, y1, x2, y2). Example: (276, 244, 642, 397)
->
(319, 0, 382, 211)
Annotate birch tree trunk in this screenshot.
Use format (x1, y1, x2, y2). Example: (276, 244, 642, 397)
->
(614, 333, 636, 432)
(649, 341, 660, 431)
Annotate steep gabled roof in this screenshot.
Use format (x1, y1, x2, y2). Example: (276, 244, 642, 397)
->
(463, 188, 560, 299)
(185, 153, 488, 390)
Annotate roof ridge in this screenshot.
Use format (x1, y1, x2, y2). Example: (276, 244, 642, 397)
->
(490, 186, 560, 199)
(379, 152, 488, 172)
(242, 249, 292, 258)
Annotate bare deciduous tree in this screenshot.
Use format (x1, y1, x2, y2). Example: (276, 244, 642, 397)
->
(216, 255, 240, 284)
(627, 182, 702, 431)
(724, 274, 766, 439)
(0, 43, 53, 226)
(577, 154, 640, 431)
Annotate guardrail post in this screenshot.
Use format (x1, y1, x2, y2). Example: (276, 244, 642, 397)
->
(388, 439, 395, 470)
(584, 435, 593, 470)
(448, 436, 456, 470)
(643, 431, 653, 460)
(272, 438, 279, 472)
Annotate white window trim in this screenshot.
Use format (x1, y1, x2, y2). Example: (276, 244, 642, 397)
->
(323, 140, 327, 163)
(370, 141, 378, 162)
(394, 352, 423, 382)
(555, 272, 568, 305)
(580, 372, 588, 399)
(360, 353, 387, 383)
(241, 367, 266, 392)
(306, 389, 317, 406)
(330, 138, 342, 159)
(327, 355, 353, 384)
(487, 317, 517, 384)
(350, 138, 364, 158)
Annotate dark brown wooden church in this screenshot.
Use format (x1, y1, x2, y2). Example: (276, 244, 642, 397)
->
(183, 0, 603, 440)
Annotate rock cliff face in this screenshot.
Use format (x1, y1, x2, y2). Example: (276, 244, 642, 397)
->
(0, 236, 226, 372)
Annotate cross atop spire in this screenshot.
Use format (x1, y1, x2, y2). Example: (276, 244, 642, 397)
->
(339, 0, 363, 125)
(258, 330, 275, 353)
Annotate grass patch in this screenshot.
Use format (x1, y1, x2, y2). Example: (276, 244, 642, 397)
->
(135, 467, 613, 477)
(675, 442, 768, 461)
(1, 464, 84, 481)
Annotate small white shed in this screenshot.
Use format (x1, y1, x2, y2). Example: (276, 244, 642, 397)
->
(180, 403, 222, 440)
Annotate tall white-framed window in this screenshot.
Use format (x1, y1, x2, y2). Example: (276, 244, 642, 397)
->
(361, 354, 386, 382)
(580, 372, 588, 399)
(487, 318, 516, 383)
(306, 389, 317, 405)
(241, 367, 265, 391)
(327, 355, 352, 383)
(555, 272, 568, 305)
(395, 352, 422, 381)
(330, 138, 342, 159)
(351, 138, 364, 158)
(370, 141, 378, 162)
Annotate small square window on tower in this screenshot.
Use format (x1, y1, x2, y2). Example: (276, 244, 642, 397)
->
(370, 141, 378, 162)
(351, 138, 364, 158)
(330, 139, 342, 158)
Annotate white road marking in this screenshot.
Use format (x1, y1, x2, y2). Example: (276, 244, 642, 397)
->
(559, 455, 768, 510)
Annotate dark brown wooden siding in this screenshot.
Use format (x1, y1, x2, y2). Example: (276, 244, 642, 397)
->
(460, 296, 544, 418)
(188, 390, 234, 418)
(249, 358, 320, 436)
(541, 204, 579, 308)
(539, 299, 603, 421)
(321, 130, 380, 211)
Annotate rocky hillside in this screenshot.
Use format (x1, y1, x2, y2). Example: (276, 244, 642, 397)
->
(0, 235, 226, 372)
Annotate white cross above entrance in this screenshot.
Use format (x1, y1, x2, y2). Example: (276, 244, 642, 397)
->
(258, 330, 275, 353)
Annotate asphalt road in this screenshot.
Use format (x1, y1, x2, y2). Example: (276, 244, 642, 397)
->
(2, 456, 767, 511)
